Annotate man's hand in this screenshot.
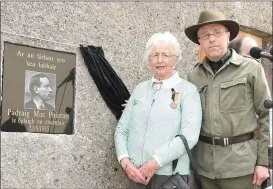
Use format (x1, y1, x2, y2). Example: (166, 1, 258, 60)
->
(139, 158, 160, 185)
(121, 158, 146, 184)
(252, 165, 269, 185)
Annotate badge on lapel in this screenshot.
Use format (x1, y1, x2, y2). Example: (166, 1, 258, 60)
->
(170, 88, 179, 109)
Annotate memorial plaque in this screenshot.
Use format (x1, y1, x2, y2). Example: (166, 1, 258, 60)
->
(1, 42, 76, 134)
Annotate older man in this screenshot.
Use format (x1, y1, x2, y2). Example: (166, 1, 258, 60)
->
(228, 36, 258, 57)
(185, 10, 271, 189)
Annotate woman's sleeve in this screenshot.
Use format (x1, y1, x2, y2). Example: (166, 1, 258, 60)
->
(114, 87, 137, 162)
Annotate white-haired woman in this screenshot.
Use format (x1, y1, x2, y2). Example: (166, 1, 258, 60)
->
(115, 32, 202, 189)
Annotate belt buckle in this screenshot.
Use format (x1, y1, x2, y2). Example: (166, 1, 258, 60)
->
(213, 136, 229, 146)
(212, 136, 220, 146)
(223, 137, 229, 146)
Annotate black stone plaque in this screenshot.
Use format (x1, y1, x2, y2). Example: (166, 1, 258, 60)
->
(1, 42, 76, 134)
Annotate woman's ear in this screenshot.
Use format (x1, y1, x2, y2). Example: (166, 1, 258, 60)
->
(173, 57, 179, 70)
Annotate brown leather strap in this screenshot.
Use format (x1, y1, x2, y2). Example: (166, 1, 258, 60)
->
(199, 132, 254, 146)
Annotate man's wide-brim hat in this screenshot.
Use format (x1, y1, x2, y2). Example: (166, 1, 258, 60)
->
(185, 10, 240, 44)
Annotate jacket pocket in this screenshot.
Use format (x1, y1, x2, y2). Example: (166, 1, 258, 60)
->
(220, 77, 247, 113)
(197, 85, 207, 112)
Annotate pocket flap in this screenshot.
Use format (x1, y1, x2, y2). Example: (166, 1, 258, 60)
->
(220, 78, 247, 89)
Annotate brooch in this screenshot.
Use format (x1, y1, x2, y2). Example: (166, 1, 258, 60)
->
(170, 88, 179, 109)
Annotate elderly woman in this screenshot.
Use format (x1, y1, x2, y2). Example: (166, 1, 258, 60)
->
(114, 32, 202, 189)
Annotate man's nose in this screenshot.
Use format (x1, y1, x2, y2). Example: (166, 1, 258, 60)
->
(208, 33, 216, 42)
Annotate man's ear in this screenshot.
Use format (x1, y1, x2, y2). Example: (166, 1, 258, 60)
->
(227, 38, 230, 46)
(227, 31, 230, 40)
(33, 86, 38, 93)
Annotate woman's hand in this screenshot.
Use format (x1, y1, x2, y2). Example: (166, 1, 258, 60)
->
(139, 158, 160, 185)
(121, 100, 128, 111)
(121, 158, 146, 184)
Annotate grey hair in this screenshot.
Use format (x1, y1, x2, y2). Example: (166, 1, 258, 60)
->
(143, 32, 182, 65)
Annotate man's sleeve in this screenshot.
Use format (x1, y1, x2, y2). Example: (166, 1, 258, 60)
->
(253, 63, 271, 166)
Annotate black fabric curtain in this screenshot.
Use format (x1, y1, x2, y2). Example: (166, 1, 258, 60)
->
(79, 45, 130, 120)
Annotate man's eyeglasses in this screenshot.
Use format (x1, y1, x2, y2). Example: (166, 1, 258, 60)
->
(198, 29, 228, 40)
(150, 53, 176, 61)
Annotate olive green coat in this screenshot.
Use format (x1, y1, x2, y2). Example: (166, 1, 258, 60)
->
(187, 49, 271, 179)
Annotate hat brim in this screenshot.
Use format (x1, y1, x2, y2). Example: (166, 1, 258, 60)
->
(184, 20, 240, 45)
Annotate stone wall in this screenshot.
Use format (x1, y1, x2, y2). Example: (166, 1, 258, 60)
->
(1, 2, 272, 188)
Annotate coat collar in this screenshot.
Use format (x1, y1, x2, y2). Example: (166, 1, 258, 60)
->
(151, 71, 181, 89)
(227, 49, 243, 65)
(198, 48, 243, 68)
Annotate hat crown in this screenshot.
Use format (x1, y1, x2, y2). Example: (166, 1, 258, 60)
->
(198, 10, 226, 25)
(184, 10, 239, 44)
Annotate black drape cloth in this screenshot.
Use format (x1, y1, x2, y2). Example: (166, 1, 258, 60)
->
(79, 45, 130, 120)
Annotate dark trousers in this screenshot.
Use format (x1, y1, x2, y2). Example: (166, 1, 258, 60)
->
(128, 174, 189, 189)
(261, 179, 268, 189)
(197, 174, 260, 189)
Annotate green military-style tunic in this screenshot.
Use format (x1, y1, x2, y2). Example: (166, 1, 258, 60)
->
(187, 49, 271, 179)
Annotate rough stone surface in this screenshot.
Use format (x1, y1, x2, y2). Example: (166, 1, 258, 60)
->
(0, 2, 272, 188)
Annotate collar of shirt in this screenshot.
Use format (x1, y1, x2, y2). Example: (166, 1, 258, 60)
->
(208, 49, 231, 73)
(151, 71, 181, 89)
(196, 49, 243, 69)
